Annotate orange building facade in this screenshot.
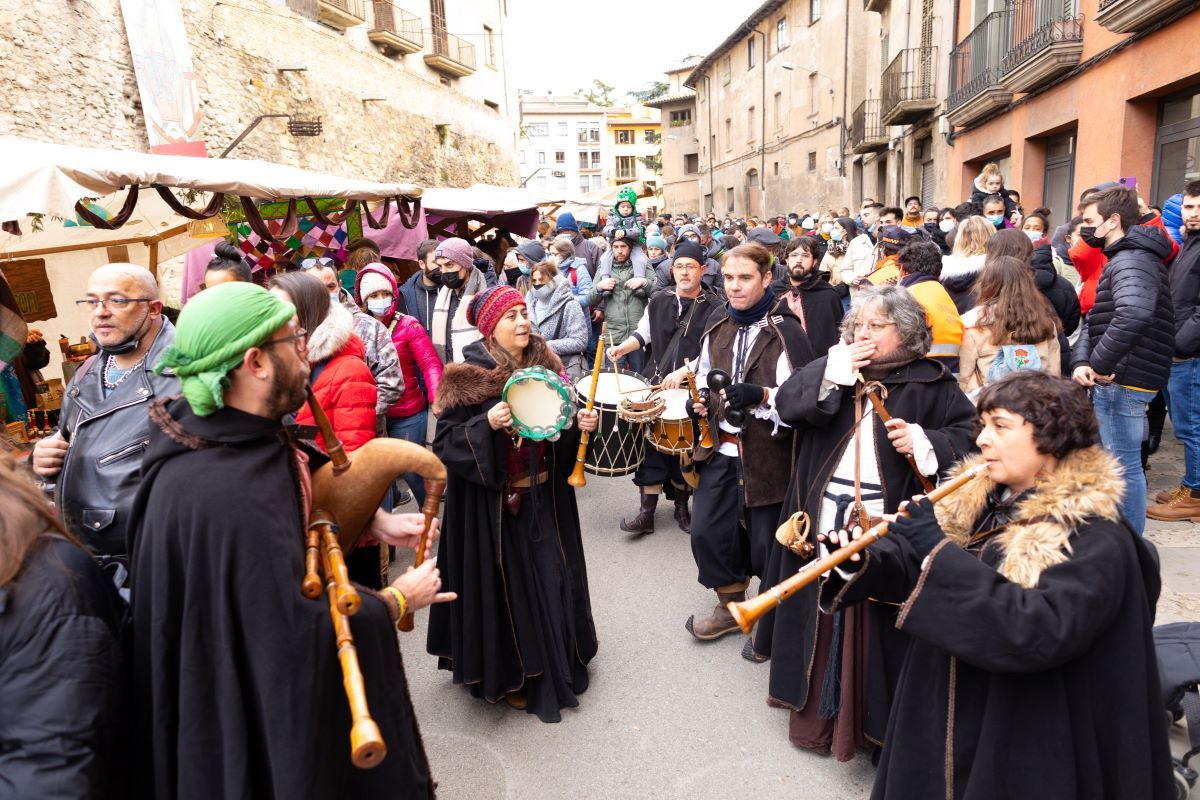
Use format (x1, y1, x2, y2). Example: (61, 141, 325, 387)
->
(946, 0, 1200, 221)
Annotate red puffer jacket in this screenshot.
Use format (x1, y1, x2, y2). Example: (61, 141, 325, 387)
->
(294, 302, 378, 453)
(354, 263, 443, 418)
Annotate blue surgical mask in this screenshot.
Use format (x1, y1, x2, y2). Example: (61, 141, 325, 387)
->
(367, 298, 391, 316)
(518, 264, 531, 276)
(1025, 229, 1042, 242)
(986, 214, 1005, 228)
(829, 228, 843, 242)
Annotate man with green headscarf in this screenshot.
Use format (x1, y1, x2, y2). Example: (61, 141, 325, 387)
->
(128, 282, 454, 800)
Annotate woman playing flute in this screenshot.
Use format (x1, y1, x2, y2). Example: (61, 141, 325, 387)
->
(822, 370, 1173, 799)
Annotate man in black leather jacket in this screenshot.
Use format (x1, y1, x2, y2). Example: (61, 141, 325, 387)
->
(31, 263, 179, 564)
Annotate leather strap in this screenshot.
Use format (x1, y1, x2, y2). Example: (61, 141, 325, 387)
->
(861, 381, 936, 494)
(718, 430, 739, 447)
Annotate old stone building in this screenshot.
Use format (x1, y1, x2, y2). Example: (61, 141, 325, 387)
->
(0, 0, 518, 187)
(517, 94, 609, 196)
(646, 59, 701, 216)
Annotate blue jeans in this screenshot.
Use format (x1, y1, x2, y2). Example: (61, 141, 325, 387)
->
(1168, 358, 1200, 490)
(385, 410, 429, 509)
(1092, 383, 1153, 534)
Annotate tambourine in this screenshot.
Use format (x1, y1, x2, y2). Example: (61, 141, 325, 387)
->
(502, 366, 573, 441)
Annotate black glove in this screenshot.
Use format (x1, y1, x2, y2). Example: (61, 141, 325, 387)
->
(724, 382, 768, 410)
(888, 497, 945, 560)
(819, 528, 864, 573)
(685, 389, 710, 420)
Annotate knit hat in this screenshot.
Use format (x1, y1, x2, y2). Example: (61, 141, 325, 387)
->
(155, 282, 297, 417)
(467, 286, 526, 340)
(515, 240, 546, 264)
(615, 186, 638, 210)
(672, 240, 707, 264)
(646, 234, 668, 251)
(358, 269, 393, 302)
(677, 223, 700, 240)
(433, 237, 473, 271)
(746, 227, 782, 246)
(555, 212, 579, 233)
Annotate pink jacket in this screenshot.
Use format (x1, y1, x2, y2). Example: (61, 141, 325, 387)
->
(355, 263, 443, 418)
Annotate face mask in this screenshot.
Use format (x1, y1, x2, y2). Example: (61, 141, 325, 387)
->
(1079, 223, 1109, 249)
(329, 291, 341, 302)
(820, 223, 832, 234)
(92, 307, 152, 356)
(518, 264, 531, 276)
(367, 298, 391, 316)
(985, 214, 1004, 228)
(439, 271, 465, 289)
(939, 219, 955, 233)
(1024, 229, 1042, 243)
(801, 219, 815, 230)
(829, 229, 843, 242)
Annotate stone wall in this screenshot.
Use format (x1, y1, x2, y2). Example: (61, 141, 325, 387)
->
(0, 0, 518, 187)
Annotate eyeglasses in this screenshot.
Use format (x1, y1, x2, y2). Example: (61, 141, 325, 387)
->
(75, 297, 153, 311)
(259, 328, 308, 353)
(853, 319, 896, 334)
(300, 256, 335, 270)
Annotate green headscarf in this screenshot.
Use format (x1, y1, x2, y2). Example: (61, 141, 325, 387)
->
(155, 282, 296, 417)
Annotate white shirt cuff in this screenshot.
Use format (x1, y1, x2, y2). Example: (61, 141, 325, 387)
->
(751, 387, 790, 433)
(908, 423, 938, 476)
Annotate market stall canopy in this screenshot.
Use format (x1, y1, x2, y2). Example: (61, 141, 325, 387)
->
(547, 180, 659, 225)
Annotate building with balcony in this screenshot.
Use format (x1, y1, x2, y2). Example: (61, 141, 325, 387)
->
(0, 0, 519, 188)
(946, 1, 1200, 220)
(686, 0, 875, 218)
(517, 95, 609, 197)
(646, 58, 701, 216)
(605, 104, 662, 214)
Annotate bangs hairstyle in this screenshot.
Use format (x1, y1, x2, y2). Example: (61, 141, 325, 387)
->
(840, 285, 933, 355)
(783, 235, 821, 260)
(721, 242, 772, 276)
(976, 372, 1099, 459)
(530, 260, 557, 283)
(267, 271, 331, 336)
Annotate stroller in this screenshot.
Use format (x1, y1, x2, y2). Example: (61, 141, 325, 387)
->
(1156, 622, 1200, 798)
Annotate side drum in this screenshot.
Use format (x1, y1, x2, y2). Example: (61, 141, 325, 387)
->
(646, 388, 694, 455)
(575, 370, 651, 476)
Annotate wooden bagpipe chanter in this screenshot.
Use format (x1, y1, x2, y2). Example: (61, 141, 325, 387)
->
(301, 389, 446, 769)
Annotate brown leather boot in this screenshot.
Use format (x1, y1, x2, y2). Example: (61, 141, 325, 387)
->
(620, 489, 658, 534)
(686, 589, 746, 641)
(674, 491, 692, 533)
(1155, 485, 1188, 505)
(1147, 489, 1200, 522)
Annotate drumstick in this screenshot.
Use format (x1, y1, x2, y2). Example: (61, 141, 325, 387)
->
(608, 331, 621, 394)
(620, 384, 662, 394)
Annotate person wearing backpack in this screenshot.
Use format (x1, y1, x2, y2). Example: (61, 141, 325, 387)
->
(549, 235, 592, 311)
(959, 255, 1060, 399)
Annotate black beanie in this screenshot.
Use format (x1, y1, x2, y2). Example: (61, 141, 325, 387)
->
(672, 240, 707, 264)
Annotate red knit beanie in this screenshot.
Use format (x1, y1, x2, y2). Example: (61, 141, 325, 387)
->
(467, 286, 526, 339)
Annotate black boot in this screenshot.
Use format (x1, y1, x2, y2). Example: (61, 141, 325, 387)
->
(674, 491, 691, 533)
(621, 490, 658, 534)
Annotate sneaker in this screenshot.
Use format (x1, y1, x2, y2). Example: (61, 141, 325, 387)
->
(1146, 490, 1200, 522)
(1154, 485, 1188, 505)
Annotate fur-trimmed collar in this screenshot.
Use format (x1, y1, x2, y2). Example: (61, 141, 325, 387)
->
(935, 446, 1124, 588)
(939, 253, 986, 282)
(306, 301, 355, 363)
(433, 340, 564, 414)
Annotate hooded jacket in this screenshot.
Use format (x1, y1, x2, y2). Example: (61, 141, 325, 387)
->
(557, 255, 592, 309)
(293, 302, 378, 452)
(398, 268, 440, 337)
(1070, 213, 1180, 315)
(1071, 224, 1176, 391)
(354, 264, 443, 419)
(335, 287, 403, 416)
(1031, 243, 1081, 335)
(1167, 231, 1200, 358)
(939, 253, 988, 314)
(528, 275, 589, 357)
(968, 174, 1018, 219)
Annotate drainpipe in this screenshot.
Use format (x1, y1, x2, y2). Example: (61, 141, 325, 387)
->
(753, 27, 767, 216)
(703, 74, 714, 215)
(841, 3, 850, 179)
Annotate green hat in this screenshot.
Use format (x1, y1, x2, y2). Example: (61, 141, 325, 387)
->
(155, 282, 296, 417)
(615, 186, 638, 211)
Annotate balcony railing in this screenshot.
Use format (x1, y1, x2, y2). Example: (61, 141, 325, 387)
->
(1000, 0, 1082, 92)
(880, 46, 938, 126)
(425, 31, 476, 77)
(946, 10, 1014, 125)
(368, 2, 423, 54)
(318, 0, 366, 29)
(849, 99, 888, 153)
(1095, 0, 1192, 33)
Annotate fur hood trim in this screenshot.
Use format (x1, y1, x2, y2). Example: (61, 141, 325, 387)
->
(306, 301, 355, 363)
(939, 253, 987, 281)
(433, 341, 564, 414)
(935, 446, 1124, 588)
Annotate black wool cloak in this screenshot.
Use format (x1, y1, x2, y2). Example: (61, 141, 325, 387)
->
(770, 273, 845, 357)
(128, 398, 432, 800)
(754, 355, 978, 742)
(822, 448, 1175, 800)
(426, 340, 598, 723)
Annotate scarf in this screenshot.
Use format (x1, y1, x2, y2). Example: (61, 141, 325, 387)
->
(860, 346, 920, 380)
(431, 268, 486, 362)
(726, 287, 777, 326)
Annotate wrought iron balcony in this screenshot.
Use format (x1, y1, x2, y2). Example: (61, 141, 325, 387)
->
(849, 99, 889, 154)
(369, 2, 423, 54)
(1095, 0, 1192, 34)
(880, 47, 939, 126)
(318, 0, 366, 29)
(1000, 0, 1082, 93)
(946, 10, 1014, 127)
(425, 31, 476, 77)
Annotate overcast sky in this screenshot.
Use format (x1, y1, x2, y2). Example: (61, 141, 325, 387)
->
(504, 1, 763, 99)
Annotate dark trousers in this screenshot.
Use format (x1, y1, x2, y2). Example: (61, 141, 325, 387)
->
(690, 453, 780, 589)
(633, 446, 686, 493)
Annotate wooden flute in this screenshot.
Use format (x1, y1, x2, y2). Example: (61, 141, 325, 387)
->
(568, 321, 607, 488)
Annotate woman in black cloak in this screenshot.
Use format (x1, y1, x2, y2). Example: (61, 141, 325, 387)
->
(427, 285, 599, 723)
(820, 371, 1173, 799)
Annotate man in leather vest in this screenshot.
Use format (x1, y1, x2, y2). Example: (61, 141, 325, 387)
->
(32, 263, 179, 567)
(606, 241, 724, 534)
(685, 243, 813, 644)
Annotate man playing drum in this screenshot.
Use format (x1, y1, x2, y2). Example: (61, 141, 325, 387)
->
(607, 240, 724, 534)
(684, 243, 814, 644)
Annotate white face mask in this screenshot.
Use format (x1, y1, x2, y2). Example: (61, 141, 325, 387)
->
(367, 298, 392, 316)
(1025, 229, 1042, 242)
(939, 219, 955, 233)
(329, 291, 340, 302)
